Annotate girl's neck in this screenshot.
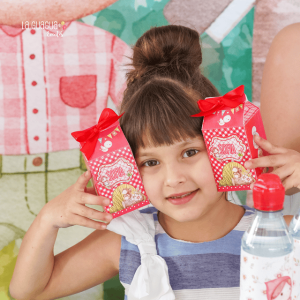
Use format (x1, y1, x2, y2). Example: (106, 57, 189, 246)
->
(157, 198, 245, 243)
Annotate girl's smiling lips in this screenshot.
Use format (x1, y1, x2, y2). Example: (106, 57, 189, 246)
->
(166, 189, 199, 205)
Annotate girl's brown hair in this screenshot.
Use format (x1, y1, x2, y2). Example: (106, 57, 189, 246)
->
(120, 25, 220, 156)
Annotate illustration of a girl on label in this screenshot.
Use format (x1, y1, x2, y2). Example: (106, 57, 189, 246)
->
(121, 187, 144, 209)
(109, 184, 146, 213)
(265, 276, 292, 300)
(219, 162, 255, 186)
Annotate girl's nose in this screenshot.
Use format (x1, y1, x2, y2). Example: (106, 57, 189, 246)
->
(164, 165, 186, 187)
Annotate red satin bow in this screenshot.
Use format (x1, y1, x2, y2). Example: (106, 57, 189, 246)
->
(71, 108, 124, 160)
(191, 85, 246, 117)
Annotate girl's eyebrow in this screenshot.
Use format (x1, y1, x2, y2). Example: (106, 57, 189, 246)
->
(137, 140, 202, 158)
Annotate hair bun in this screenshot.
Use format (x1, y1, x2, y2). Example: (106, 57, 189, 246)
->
(128, 25, 202, 83)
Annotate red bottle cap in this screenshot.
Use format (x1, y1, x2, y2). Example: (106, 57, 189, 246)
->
(253, 173, 285, 211)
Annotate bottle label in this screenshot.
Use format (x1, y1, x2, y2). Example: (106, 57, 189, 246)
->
(292, 238, 300, 299)
(240, 249, 293, 300)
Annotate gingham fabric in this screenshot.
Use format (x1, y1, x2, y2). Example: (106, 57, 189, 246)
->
(89, 146, 150, 218)
(0, 22, 132, 155)
(243, 101, 259, 124)
(203, 126, 255, 191)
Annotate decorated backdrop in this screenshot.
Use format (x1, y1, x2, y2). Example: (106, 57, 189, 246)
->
(1, 0, 300, 299)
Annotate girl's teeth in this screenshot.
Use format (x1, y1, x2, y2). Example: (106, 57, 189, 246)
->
(170, 192, 193, 199)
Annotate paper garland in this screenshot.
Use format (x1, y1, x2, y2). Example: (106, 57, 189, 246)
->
(209, 104, 244, 116)
(107, 127, 120, 139)
(97, 127, 121, 143)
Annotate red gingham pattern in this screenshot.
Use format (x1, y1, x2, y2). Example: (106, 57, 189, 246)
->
(88, 146, 150, 219)
(203, 126, 256, 192)
(0, 22, 132, 155)
(243, 101, 259, 124)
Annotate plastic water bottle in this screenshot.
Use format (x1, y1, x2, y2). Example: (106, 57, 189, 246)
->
(289, 206, 300, 299)
(240, 174, 294, 299)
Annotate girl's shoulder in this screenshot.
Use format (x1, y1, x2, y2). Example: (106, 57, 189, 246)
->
(231, 205, 255, 232)
(241, 205, 255, 217)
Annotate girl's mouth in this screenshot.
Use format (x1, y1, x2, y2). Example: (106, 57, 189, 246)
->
(166, 189, 199, 205)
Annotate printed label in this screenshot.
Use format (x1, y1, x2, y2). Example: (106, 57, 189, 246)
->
(292, 238, 300, 299)
(97, 158, 134, 189)
(209, 135, 246, 162)
(111, 184, 146, 211)
(240, 249, 293, 300)
(219, 162, 255, 187)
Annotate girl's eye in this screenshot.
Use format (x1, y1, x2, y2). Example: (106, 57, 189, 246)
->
(143, 160, 160, 167)
(183, 149, 199, 158)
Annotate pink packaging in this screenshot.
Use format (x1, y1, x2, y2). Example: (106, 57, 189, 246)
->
(72, 108, 150, 218)
(192, 85, 267, 192)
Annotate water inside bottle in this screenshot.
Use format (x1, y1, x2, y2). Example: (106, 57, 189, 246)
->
(242, 210, 293, 257)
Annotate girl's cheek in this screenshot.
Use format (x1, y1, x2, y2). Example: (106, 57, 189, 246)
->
(195, 156, 215, 183)
(141, 173, 157, 199)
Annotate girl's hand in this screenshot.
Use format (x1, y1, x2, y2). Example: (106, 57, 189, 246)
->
(41, 170, 113, 230)
(244, 135, 300, 191)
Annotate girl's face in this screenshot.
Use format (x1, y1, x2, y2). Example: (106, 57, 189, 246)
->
(135, 135, 225, 223)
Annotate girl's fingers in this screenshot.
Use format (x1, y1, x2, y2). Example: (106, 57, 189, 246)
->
(253, 135, 287, 155)
(282, 175, 300, 191)
(74, 205, 113, 223)
(76, 170, 92, 192)
(79, 193, 110, 207)
(271, 163, 296, 181)
(70, 214, 108, 230)
(245, 154, 288, 170)
(84, 186, 98, 195)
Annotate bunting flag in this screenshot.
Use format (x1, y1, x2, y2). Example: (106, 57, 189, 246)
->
(106, 127, 120, 139)
(235, 107, 239, 112)
(213, 112, 216, 115)
(239, 104, 243, 109)
(231, 109, 235, 114)
(98, 138, 102, 144)
(222, 110, 226, 115)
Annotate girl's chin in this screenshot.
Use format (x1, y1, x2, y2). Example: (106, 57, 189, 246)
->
(160, 206, 206, 223)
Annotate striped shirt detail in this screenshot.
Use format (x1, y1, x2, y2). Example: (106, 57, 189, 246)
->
(119, 205, 255, 299)
(122, 283, 240, 300)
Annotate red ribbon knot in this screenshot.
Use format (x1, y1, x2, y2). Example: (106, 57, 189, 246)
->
(191, 85, 246, 117)
(71, 108, 124, 160)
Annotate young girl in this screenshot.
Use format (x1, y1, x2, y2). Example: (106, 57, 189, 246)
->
(9, 25, 300, 300)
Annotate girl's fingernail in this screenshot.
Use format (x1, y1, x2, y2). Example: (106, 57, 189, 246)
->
(244, 161, 251, 168)
(106, 214, 113, 221)
(103, 199, 110, 206)
(85, 170, 89, 177)
(101, 224, 106, 229)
